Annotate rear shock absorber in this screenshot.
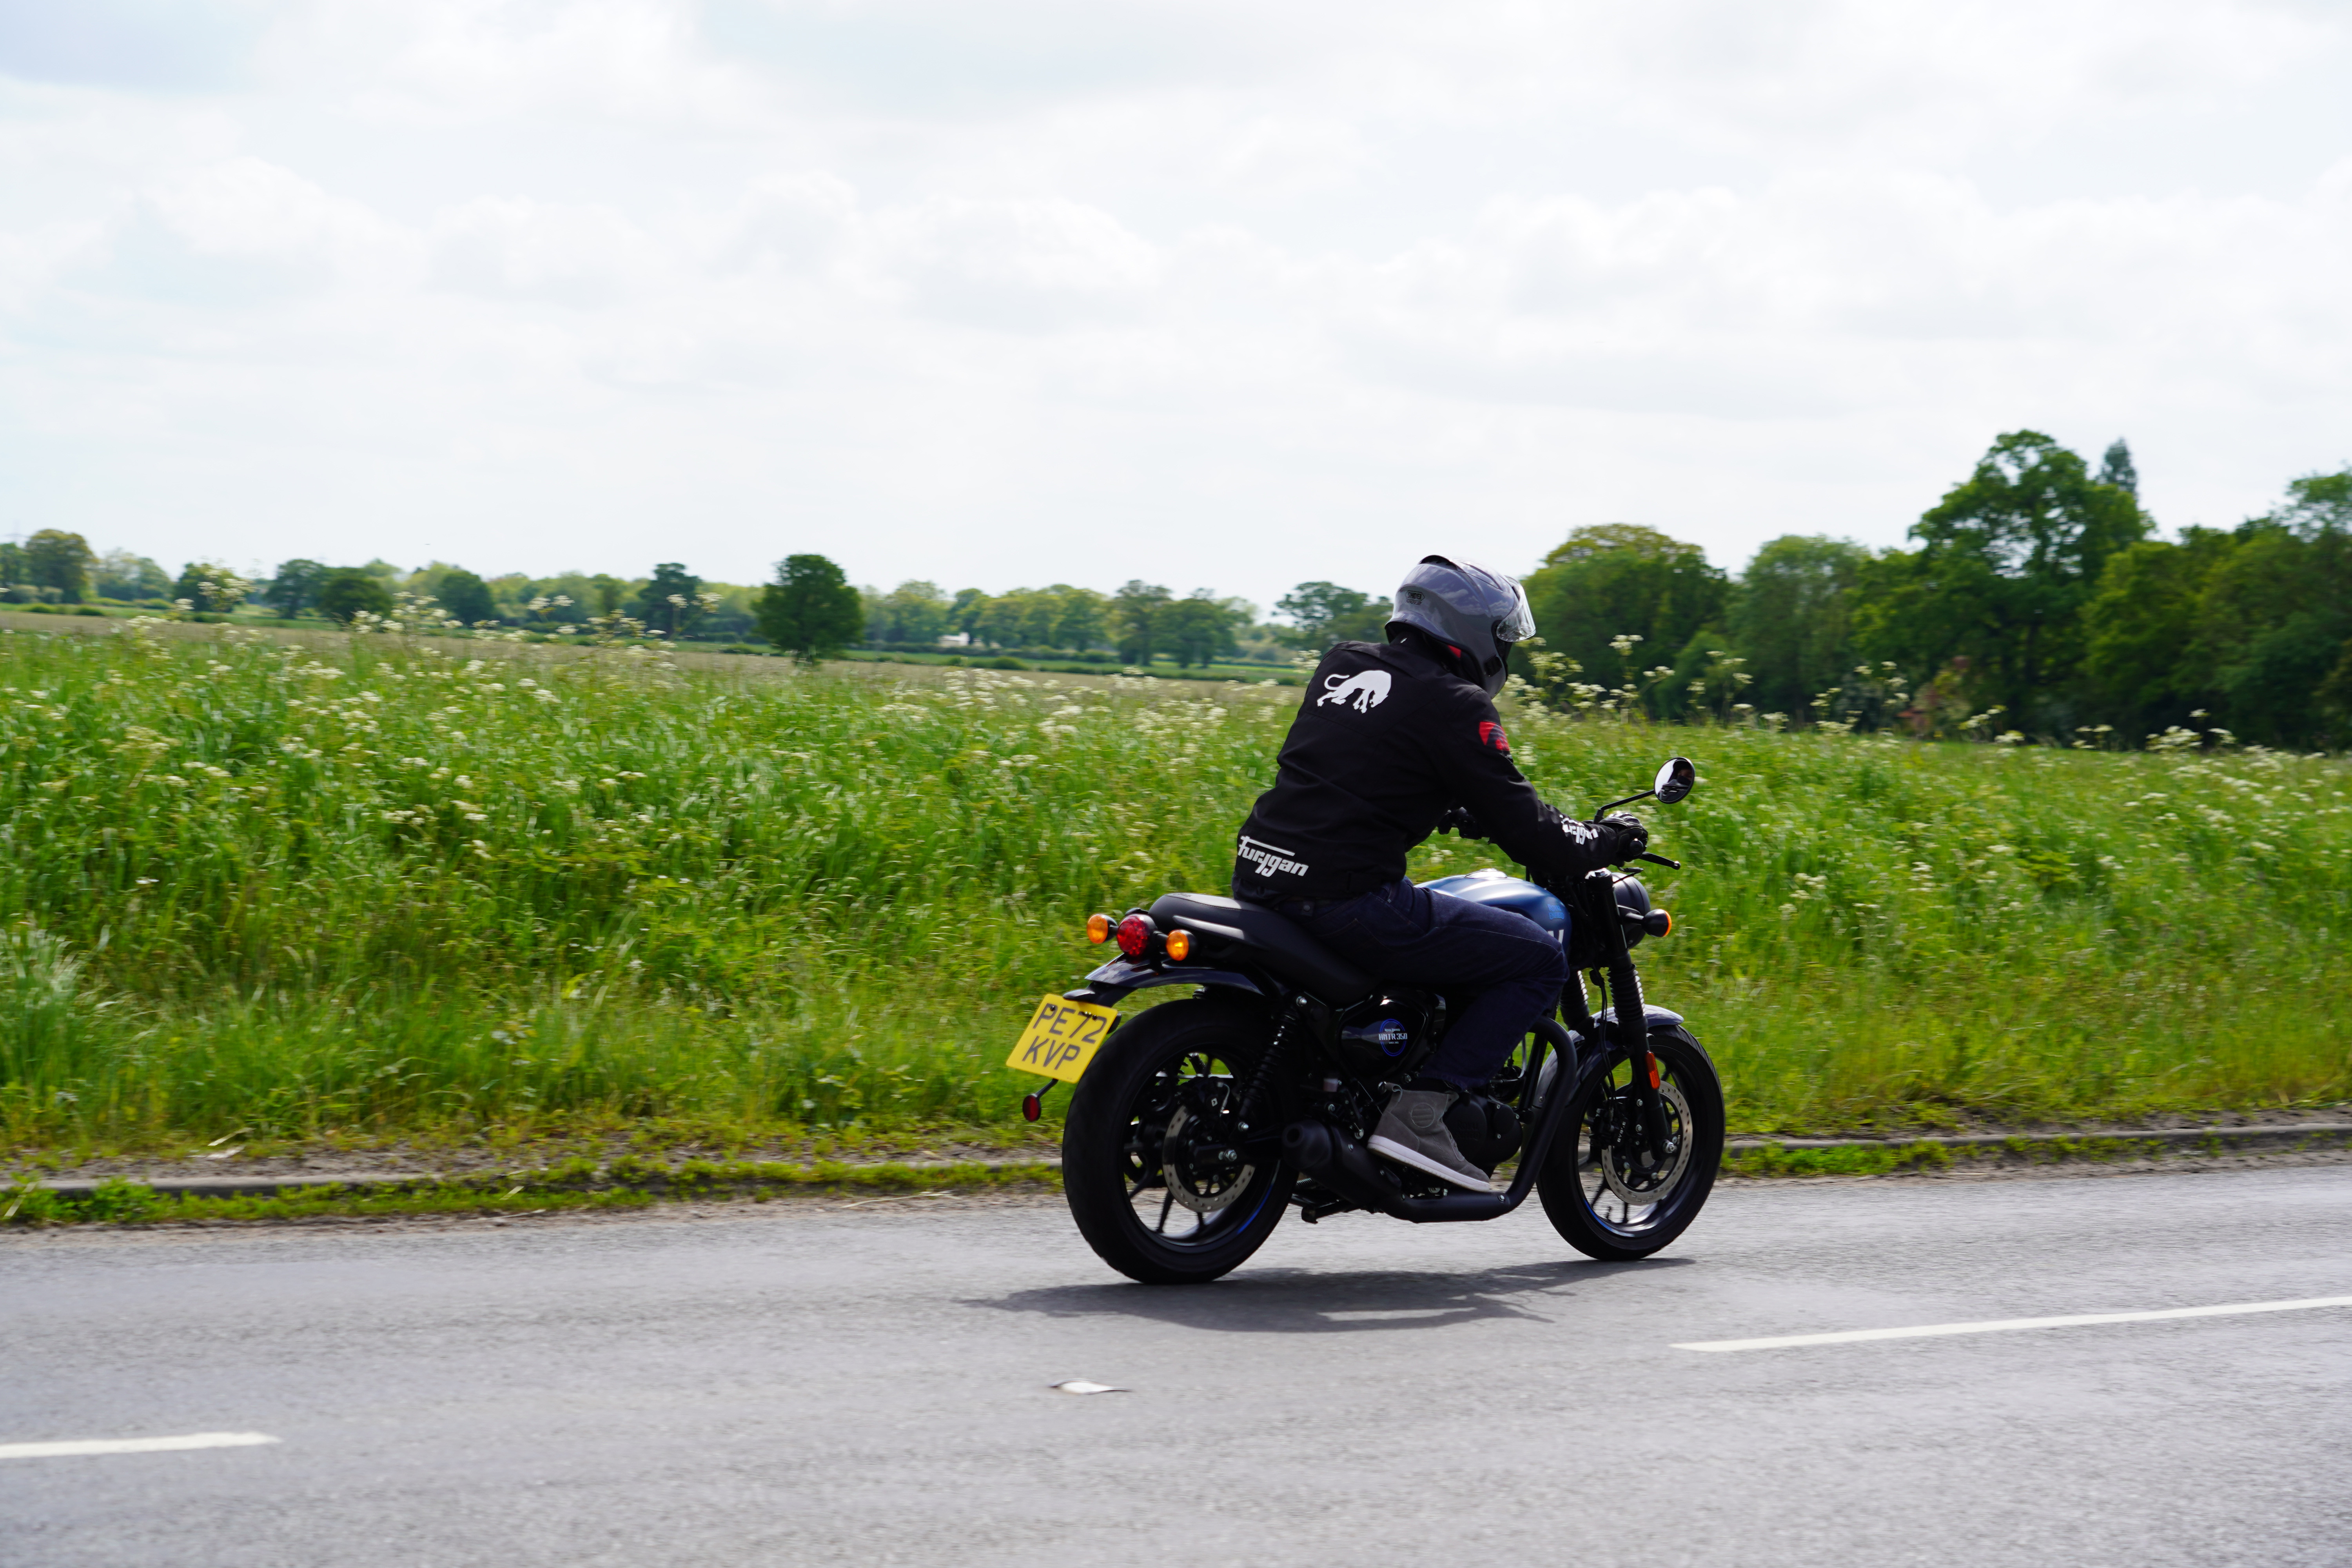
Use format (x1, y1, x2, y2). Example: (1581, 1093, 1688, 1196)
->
(1235, 996, 1315, 1136)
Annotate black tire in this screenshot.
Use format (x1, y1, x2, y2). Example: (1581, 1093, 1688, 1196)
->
(1537, 1024, 1723, 1261)
(1062, 998, 1296, 1285)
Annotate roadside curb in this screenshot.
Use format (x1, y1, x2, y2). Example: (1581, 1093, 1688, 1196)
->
(15, 1156, 1065, 1201)
(16, 1125, 2352, 1201)
(1725, 1123, 2352, 1155)
(1720, 1121, 2352, 1178)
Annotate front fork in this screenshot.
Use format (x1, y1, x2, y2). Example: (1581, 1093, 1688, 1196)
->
(1594, 918, 1672, 1167)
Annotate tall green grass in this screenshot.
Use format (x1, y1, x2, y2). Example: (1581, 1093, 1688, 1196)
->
(2, 619, 2347, 1149)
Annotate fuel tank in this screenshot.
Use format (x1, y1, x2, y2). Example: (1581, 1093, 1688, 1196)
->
(1421, 867, 1568, 934)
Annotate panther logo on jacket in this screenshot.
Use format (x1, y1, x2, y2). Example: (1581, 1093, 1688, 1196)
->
(1477, 720, 1509, 754)
(1316, 670, 1392, 713)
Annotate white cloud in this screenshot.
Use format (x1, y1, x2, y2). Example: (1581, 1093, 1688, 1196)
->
(429, 196, 658, 305)
(0, 0, 2347, 600)
(877, 196, 1160, 329)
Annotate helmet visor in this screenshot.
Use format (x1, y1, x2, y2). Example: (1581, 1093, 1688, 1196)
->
(1492, 579, 1535, 646)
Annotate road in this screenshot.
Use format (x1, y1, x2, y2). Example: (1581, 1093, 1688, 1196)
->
(5, 1167, 2349, 1567)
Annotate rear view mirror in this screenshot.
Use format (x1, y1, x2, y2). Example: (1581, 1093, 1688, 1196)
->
(1654, 756, 1696, 804)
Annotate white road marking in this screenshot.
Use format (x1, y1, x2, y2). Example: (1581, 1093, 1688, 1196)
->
(1049, 1381, 1125, 1395)
(0, 1432, 280, 1461)
(1676, 1294, 2352, 1354)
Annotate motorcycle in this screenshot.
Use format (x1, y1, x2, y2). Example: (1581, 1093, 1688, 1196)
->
(1006, 755, 1722, 1285)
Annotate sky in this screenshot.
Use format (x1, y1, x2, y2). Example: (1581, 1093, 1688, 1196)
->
(1, 0, 2348, 612)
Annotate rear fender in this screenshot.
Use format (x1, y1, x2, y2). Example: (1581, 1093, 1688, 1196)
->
(1067, 956, 1267, 1007)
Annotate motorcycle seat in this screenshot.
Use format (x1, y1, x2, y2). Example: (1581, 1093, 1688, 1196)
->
(1148, 892, 1375, 1006)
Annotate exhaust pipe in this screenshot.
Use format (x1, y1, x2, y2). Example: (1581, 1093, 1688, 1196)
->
(1281, 1119, 1335, 1172)
(1283, 1120, 1410, 1216)
(1282, 1117, 1515, 1223)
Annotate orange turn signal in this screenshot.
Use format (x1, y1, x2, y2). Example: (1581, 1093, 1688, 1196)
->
(1085, 913, 1112, 944)
(1164, 929, 1192, 962)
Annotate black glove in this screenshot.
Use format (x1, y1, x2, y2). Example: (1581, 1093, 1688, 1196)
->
(1436, 805, 1487, 840)
(1599, 812, 1648, 862)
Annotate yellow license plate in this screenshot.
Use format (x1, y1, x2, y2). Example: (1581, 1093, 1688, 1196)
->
(1006, 995, 1119, 1083)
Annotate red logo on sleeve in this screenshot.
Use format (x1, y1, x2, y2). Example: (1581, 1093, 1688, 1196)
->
(1477, 720, 1510, 755)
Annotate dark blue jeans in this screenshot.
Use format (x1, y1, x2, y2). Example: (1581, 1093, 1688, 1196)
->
(1240, 877, 1570, 1090)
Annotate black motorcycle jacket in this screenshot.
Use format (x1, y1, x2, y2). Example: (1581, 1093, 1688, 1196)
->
(1232, 636, 1616, 900)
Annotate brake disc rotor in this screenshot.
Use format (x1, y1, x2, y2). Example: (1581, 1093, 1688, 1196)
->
(1163, 1105, 1255, 1214)
(1601, 1078, 1694, 1209)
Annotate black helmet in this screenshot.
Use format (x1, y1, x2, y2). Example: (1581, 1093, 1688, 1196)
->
(1386, 555, 1535, 697)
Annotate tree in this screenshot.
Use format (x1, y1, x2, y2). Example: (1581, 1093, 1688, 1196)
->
(2272, 466, 2352, 536)
(635, 563, 702, 638)
(1165, 592, 1240, 668)
(1045, 585, 1109, 653)
(0, 542, 22, 585)
(947, 587, 989, 639)
(2079, 465, 2352, 748)
(2096, 439, 2140, 496)
(1275, 582, 1371, 649)
(756, 554, 863, 661)
(868, 580, 951, 645)
(1854, 431, 2147, 729)
(975, 590, 1038, 650)
(1522, 525, 1729, 707)
(171, 561, 252, 614)
(262, 559, 330, 615)
(436, 568, 497, 626)
(317, 569, 394, 624)
(1729, 536, 1873, 717)
(1112, 581, 1173, 665)
(587, 574, 628, 618)
(2191, 521, 2352, 746)
(97, 550, 173, 601)
(2080, 531, 2232, 732)
(24, 530, 96, 603)
(1274, 581, 1387, 650)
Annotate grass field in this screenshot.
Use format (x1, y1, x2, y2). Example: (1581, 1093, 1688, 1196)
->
(2, 618, 2347, 1158)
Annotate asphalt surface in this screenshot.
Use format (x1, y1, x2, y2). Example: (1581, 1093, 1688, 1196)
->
(5, 1167, 2349, 1567)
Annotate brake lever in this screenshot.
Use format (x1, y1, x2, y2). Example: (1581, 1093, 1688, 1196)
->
(1633, 851, 1681, 870)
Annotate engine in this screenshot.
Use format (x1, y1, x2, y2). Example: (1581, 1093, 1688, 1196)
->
(1444, 1094, 1523, 1173)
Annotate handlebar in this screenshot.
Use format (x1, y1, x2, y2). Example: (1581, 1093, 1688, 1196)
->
(1441, 807, 1680, 870)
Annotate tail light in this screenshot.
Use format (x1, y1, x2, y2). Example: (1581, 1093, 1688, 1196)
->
(1163, 930, 1192, 962)
(1085, 913, 1112, 944)
(1116, 913, 1154, 957)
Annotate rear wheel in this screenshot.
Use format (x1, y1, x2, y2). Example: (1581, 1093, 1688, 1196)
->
(1537, 1024, 1723, 1261)
(1062, 999, 1294, 1285)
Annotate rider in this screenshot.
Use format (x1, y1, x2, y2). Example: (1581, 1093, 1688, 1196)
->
(1230, 555, 1647, 1192)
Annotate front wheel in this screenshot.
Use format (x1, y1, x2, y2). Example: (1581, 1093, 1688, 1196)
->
(1537, 1024, 1723, 1261)
(1061, 998, 1295, 1285)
